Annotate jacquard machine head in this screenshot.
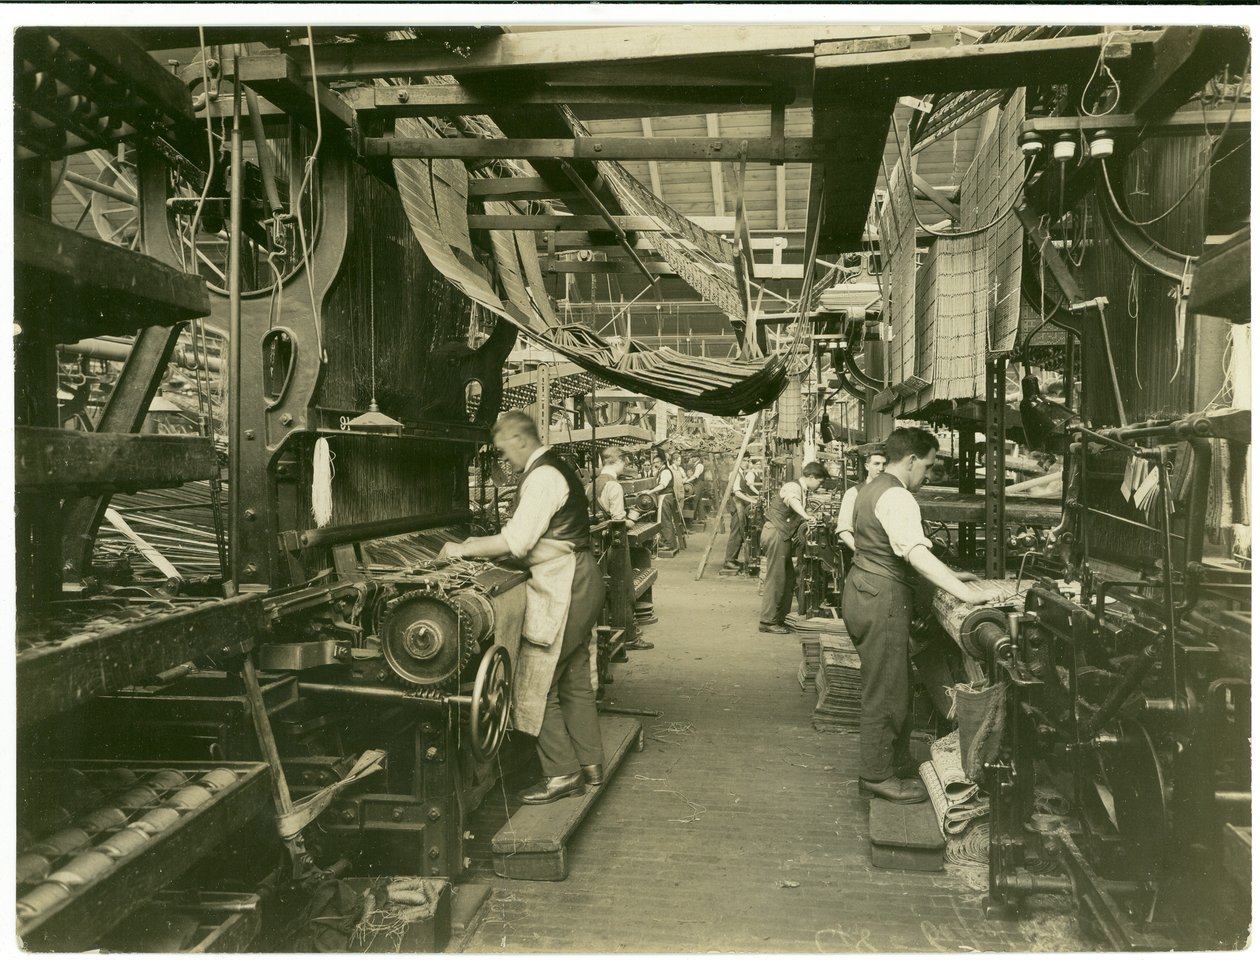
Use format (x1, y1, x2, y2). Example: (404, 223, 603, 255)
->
(922, 416, 1251, 950)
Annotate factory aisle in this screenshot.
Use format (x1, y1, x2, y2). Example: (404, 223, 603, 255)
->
(462, 550, 1088, 953)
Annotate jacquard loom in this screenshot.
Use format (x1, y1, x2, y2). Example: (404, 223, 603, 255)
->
(910, 414, 1251, 949)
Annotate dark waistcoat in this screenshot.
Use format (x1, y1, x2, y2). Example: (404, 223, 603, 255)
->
(514, 450, 592, 550)
(852, 472, 916, 586)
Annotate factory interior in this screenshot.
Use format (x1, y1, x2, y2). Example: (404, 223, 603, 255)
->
(9, 16, 1254, 954)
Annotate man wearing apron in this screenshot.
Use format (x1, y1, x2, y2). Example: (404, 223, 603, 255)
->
(722, 461, 762, 571)
(842, 427, 1004, 804)
(759, 462, 828, 633)
(439, 411, 605, 804)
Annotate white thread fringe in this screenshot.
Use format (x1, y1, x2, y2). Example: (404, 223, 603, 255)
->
(311, 437, 335, 528)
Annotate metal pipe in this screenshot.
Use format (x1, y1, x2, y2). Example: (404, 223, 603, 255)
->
(64, 169, 136, 204)
(244, 88, 283, 216)
(227, 48, 245, 587)
(1156, 456, 1178, 701)
(297, 682, 444, 707)
(290, 510, 475, 551)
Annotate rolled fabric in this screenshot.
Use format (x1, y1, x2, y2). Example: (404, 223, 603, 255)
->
(147, 769, 188, 792)
(78, 808, 127, 834)
(29, 828, 91, 858)
(199, 769, 238, 792)
(165, 785, 212, 811)
(115, 786, 159, 808)
(96, 827, 148, 858)
(16, 853, 52, 886)
(49, 851, 113, 887)
(16, 882, 72, 919)
(132, 807, 180, 835)
(929, 730, 979, 804)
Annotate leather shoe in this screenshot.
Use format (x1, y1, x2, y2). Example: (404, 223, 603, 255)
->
(516, 773, 585, 805)
(625, 639, 655, 650)
(722, 561, 742, 571)
(759, 622, 789, 634)
(859, 776, 928, 804)
(581, 764, 605, 786)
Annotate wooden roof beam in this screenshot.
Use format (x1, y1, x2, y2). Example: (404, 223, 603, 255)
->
(364, 136, 826, 162)
(815, 29, 1163, 95)
(296, 25, 930, 80)
(1022, 105, 1250, 136)
(1122, 26, 1250, 121)
(344, 81, 795, 114)
(641, 119, 664, 198)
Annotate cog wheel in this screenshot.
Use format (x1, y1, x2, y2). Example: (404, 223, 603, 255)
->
(379, 589, 475, 688)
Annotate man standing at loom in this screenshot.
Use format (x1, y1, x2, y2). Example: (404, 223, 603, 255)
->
(759, 462, 828, 634)
(594, 445, 654, 651)
(836, 446, 886, 556)
(843, 427, 1005, 804)
(439, 411, 605, 805)
(722, 458, 762, 571)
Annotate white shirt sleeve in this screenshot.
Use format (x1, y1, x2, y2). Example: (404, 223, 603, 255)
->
(873, 486, 934, 559)
(780, 481, 804, 508)
(501, 466, 571, 559)
(601, 479, 627, 521)
(836, 486, 858, 535)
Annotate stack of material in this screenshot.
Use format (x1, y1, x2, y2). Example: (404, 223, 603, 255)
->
(812, 633, 863, 731)
(797, 638, 822, 690)
(919, 730, 989, 836)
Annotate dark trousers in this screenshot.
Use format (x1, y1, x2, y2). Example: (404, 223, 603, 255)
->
(724, 501, 750, 563)
(759, 524, 796, 625)
(658, 494, 683, 551)
(537, 552, 607, 777)
(841, 567, 914, 782)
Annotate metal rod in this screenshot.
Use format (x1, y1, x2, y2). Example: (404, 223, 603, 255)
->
(1156, 457, 1178, 701)
(290, 510, 475, 551)
(298, 681, 444, 707)
(227, 48, 245, 588)
(64, 169, 136, 204)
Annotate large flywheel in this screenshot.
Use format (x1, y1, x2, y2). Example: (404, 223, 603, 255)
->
(379, 590, 473, 687)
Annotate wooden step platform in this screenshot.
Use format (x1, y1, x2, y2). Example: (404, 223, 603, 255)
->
(492, 715, 644, 881)
(869, 797, 945, 872)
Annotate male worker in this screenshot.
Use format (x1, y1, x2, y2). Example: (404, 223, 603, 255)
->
(686, 455, 710, 525)
(594, 445, 629, 521)
(843, 426, 1005, 804)
(722, 458, 762, 571)
(836, 447, 887, 553)
(759, 461, 828, 633)
(438, 411, 604, 805)
(594, 445, 654, 651)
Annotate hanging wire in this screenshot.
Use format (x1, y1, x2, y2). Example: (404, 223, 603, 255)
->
(888, 119, 1034, 239)
(1098, 53, 1249, 230)
(293, 26, 326, 361)
(1079, 32, 1122, 118)
(1128, 265, 1143, 391)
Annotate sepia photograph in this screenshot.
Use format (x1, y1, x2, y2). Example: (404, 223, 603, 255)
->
(7, 6, 1253, 953)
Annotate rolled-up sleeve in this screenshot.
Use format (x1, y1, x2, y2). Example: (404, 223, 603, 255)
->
(603, 480, 627, 521)
(836, 487, 858, 535)
(501, 467, 570, 558)
(874, 487, 933, 558)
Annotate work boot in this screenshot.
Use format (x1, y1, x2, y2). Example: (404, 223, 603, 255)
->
(722, 561, 742, 571)
(859, 776, 928, 804)
(759, 622, 789, 634)
(625, 639, 655, 650)
(580, 764, 605, 786)
(516, 773, 585, 805)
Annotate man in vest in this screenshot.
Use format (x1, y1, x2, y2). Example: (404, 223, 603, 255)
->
(843, 426, 1005, 804)
(594, 445, 628, 521)
(686, 455, 710, 525)
(759, 461, 828, 633)
(836, 446, 887, 553)
(438, 411, 604, 805)
(594, 445, 654, 651)
(722, 459, 762, 571)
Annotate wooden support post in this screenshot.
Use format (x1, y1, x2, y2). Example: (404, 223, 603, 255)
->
(640, 118, 663, 197)
(695, 413, 759, 580)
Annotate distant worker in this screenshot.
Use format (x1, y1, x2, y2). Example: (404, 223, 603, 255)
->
(759, 461, 828, 633)
(836, 447, 887, 552)
(722, 459, 762, 571)
(843, 427, 1005, 805)
(649, 448, 684, 552)
(594, 445, 628, 521)
(687, 455, 710, 525)
(438, 411, 604, 805)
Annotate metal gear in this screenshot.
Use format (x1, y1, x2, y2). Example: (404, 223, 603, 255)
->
(379, 588, 475, 689)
